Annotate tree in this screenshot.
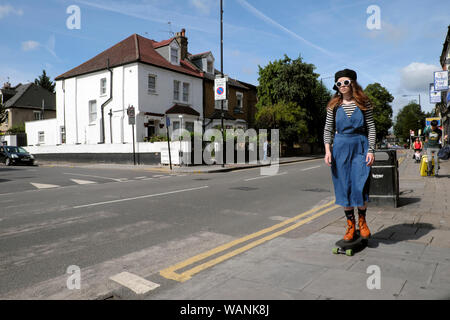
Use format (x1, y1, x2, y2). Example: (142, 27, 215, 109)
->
(255, 54, 330, 145)
(0, 102, 7, 127)
(393, 102, 425, 141)
(34, 69, 55, 93)
(255, 101, 308, 145)
(364, 83, 394, 143)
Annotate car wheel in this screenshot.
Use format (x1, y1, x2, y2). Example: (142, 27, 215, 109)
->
(5, 158, 11, 166)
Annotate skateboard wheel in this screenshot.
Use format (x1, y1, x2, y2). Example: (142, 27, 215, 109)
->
(332, 247, 339, 254)
(345, 249, 353, 256)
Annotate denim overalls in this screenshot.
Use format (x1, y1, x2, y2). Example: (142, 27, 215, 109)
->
(331, 105, 371, 207)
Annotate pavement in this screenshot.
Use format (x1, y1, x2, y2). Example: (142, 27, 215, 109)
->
(139, 149, 450, 300)
(37, 155, 323, 173)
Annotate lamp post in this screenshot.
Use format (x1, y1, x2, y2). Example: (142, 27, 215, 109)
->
(178, 114, 183, 166)
(220, 0, 225, 167)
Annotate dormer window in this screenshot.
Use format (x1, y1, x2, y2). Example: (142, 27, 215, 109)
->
(171, 47, 179, 64)
(207, 61, 213, 73)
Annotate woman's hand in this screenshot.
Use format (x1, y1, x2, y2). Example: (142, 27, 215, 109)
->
(324, 152, 332, 167)
(366, 152, 375, 166)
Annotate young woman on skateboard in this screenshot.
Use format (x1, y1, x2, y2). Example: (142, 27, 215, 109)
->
(323, 69, 376, 242)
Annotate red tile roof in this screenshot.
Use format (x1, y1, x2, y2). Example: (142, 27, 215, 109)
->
(55, 34, 203, 80)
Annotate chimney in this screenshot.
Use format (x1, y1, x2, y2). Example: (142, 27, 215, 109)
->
(175, 28, 188, 60)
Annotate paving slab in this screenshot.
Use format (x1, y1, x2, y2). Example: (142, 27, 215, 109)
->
(302, 268, 406, 300)
(396, 281, 450, 300)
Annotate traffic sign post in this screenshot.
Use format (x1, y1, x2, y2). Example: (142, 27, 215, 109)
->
(214, 77, 227, 101)
(165, 116, 172, 170)
(127, 106, 136, 165)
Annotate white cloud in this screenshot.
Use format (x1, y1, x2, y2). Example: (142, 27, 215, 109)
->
(22, 41, 40, 51)
(0, 4, 23, 19)
(400, 62, 441, 93)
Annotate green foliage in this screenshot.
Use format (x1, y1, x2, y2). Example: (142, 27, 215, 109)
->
(144, 135, 167, 142)
(34, 70, 55, 93)
(255, 101, 308, 145)
(255, 54, 330, 144)
(6, 123, 25, 134)
(393, 102, 426, 141)
(364, 83, 394, 143)
(0, 102, 7, 126)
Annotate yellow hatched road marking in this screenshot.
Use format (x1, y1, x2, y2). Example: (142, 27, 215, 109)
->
(160, 200, 338, 282)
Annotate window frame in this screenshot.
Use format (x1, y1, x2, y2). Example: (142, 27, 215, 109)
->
(89, 100, 97, 124)
(182, 82, 190, 103)
(148, 74, 157, 94)
(100, 77, 107, 96)
(33, 111, 42, 120)
(170, 47, 179, 64)
(173, 80, 180, 101)
(236, 92, 243, 111)
(38, 131, 45, 144)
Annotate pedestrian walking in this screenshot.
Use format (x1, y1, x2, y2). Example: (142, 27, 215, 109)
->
(323, 69, 376, 242)
(423, 120, 443, 176)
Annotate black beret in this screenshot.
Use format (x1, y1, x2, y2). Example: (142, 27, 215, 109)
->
(333, 69, 357, 91)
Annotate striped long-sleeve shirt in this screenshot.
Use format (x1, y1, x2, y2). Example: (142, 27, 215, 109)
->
(323, 102, 376, 153)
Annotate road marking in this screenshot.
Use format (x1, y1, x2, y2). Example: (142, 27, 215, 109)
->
(152, 175, 165, 178)
(63, 172, 122, 182)
(30, 183, 60, 189)
(301, 165, 321, 171)
(70, 179, 97, 185)
(109, 272, 160, 294)
(134, 176, 147, 180)
(160, 199, 338, 282)
(72, 185, 209, 209)
(244, 171, 287, 181)
(227, 158, 322, 173)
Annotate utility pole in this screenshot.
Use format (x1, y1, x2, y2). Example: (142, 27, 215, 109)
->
(220, 0, 225, 167)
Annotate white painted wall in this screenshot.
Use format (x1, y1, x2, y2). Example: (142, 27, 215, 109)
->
(54, 63, 139, 146)
(137, 63, 203, 141)
(25, 119, 58, 146)
(27, 60, 204, 162)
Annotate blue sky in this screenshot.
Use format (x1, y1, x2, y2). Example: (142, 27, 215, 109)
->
(1, 0, 449, 116)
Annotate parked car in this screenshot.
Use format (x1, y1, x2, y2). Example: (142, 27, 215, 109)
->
(0, 145, 35, 166)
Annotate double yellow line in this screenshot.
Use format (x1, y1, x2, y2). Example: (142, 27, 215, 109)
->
(160, 199, 339, 282)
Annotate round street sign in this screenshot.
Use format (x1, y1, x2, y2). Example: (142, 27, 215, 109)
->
(216, 87, 224, 95)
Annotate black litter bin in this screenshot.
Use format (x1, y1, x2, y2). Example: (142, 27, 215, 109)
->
(369, 149, 399, 207)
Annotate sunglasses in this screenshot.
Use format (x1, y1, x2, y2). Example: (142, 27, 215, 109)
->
(335, 79, 352, 88)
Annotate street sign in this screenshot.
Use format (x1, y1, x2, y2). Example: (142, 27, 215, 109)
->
(429, 83, 441, 104)
(127, 106, 135, 125)
(214, 77, 227, 101)
(166, 117, 170, 127)
(434, 71, 449, 91)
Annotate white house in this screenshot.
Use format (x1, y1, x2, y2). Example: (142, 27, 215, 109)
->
(26, 30, 204, 159)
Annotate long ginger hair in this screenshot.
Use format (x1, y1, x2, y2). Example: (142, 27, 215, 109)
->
(327, 80, 372, 111)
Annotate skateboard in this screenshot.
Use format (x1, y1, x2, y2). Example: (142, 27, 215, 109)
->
(332, 231, 368, 256)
